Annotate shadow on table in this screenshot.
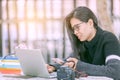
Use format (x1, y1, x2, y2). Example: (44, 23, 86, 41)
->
(2, 74, 38, 79)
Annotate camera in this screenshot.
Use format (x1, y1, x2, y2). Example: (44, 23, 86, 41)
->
(57, 65, 75, 80)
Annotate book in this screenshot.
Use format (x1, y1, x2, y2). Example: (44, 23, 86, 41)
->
(0, 56, 21, 74)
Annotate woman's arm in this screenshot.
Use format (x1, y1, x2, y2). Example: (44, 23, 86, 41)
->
(76, 59, 120, 79)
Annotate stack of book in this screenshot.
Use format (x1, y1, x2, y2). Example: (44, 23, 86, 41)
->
(0, 56, 21, 74)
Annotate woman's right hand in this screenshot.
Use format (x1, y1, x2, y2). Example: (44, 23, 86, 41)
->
(46, 64, 56, 73)
(52, 58, 64, 65)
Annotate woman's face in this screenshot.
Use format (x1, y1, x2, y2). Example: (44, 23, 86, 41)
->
(70, 18, 96, 41)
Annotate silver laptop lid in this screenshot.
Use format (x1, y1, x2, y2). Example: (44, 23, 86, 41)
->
(15, 49, 50, 78)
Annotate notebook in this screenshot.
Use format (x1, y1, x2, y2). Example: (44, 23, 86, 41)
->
(15, 49, 56, 78)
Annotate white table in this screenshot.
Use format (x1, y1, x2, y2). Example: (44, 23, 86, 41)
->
(0, 58, 113, 80)
(0, 74, 113, 80)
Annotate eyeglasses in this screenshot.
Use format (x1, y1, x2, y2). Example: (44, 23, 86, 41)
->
(72, 22, 83, 32)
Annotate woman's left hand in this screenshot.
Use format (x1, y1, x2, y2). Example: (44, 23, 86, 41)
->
(64, 57, 78, 69)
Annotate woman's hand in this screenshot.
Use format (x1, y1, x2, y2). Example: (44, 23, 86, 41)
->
(64, 57, 78, 69)
(52, 58, 64, 65)
(46, 64, 55, 73)
(51, 57, 78, 69)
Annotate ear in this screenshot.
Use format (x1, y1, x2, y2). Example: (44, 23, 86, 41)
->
(88, 19, 94, 27)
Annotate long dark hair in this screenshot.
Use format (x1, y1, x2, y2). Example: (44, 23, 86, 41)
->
(65, 6, 98, 60)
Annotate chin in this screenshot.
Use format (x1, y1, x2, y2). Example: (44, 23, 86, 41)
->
(78, 36, 85, 41)
(79, 38, 86, 42)
(80, 40, 85, 42)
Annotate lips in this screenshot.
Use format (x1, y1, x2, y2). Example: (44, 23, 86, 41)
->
(77, 35, 81, 40)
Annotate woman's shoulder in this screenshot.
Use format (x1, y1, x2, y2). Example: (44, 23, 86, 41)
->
(96, 28, 119, 44)
(101, 30, 118, 40)
(97, 27, 116, 38)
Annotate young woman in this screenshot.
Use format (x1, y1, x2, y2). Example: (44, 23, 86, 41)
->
(47, 6, 120, 80)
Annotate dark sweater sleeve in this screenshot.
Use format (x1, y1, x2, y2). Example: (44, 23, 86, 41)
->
(49, 63, 61, 71)
(76, 59, 120, 80)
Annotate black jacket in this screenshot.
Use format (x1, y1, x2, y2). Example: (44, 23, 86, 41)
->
(50, 27, 120, 80)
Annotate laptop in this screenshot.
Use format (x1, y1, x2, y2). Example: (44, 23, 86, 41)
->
(15, 49, 56, 78)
